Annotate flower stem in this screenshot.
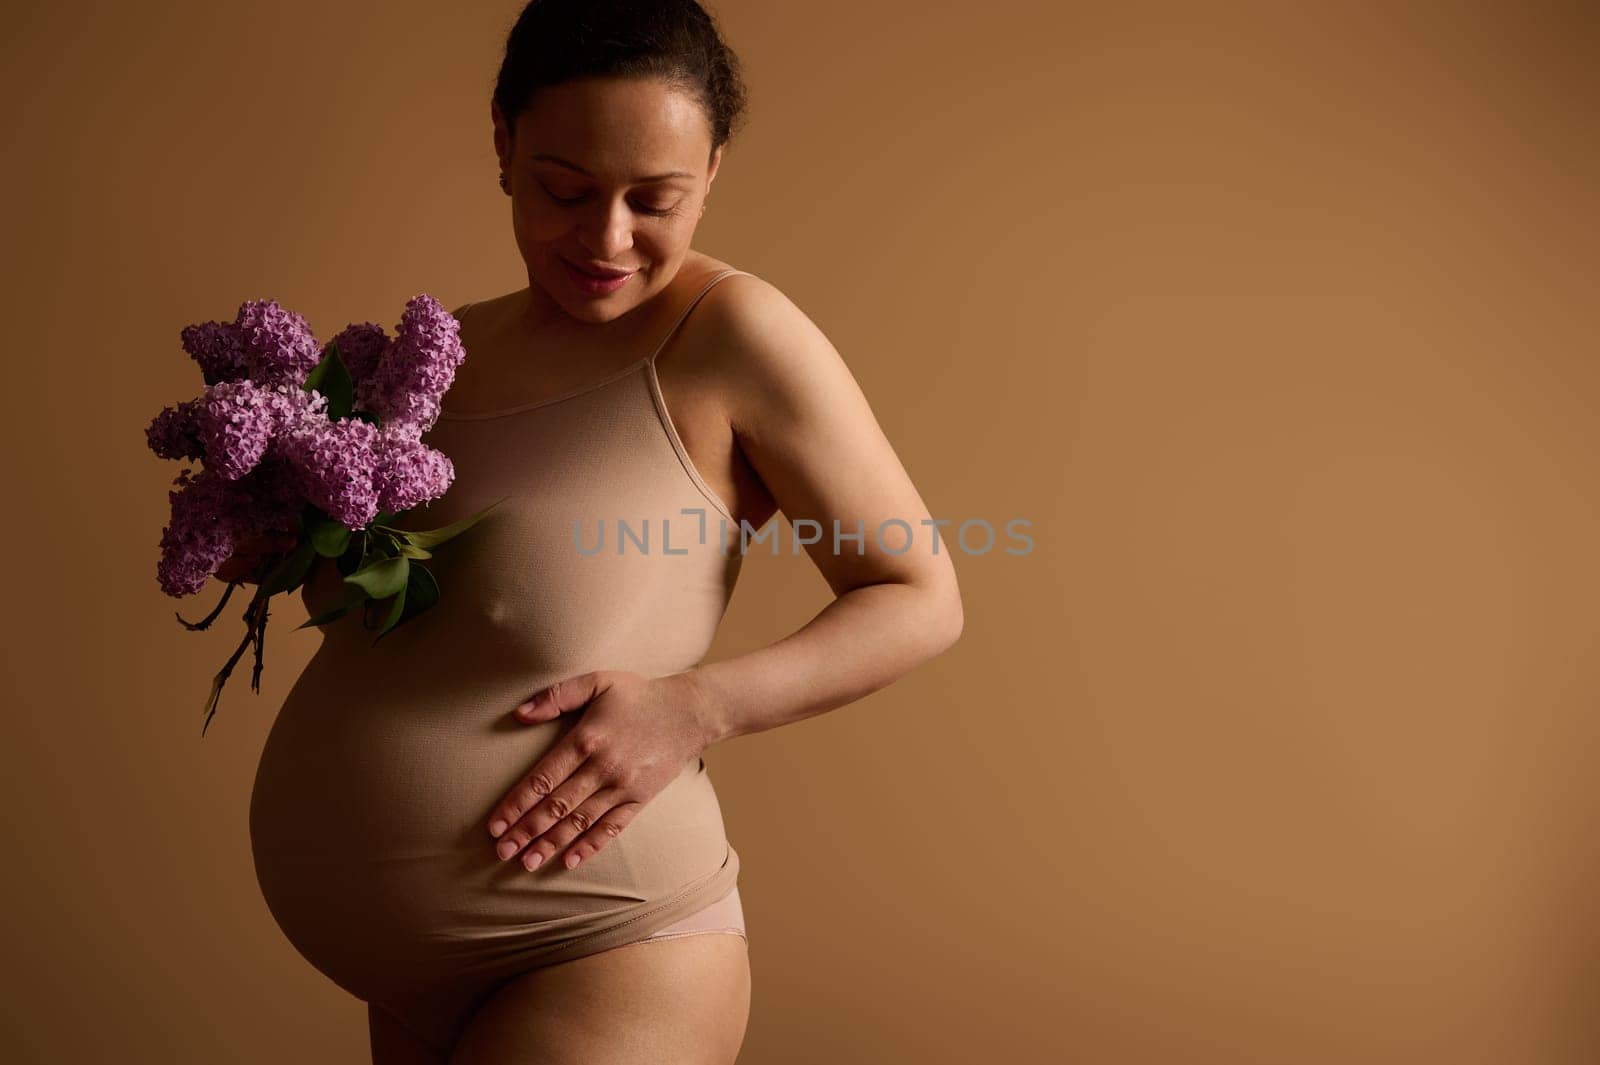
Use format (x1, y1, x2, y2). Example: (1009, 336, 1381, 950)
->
(200, 582, 272, 738)
(176, 580, 239, 631)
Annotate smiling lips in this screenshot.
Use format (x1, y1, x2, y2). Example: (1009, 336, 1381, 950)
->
(561, 258, 636, 296)
(568, 260, 635, 278)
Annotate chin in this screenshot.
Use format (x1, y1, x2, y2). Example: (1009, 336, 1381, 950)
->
(565, 302, 627, 324)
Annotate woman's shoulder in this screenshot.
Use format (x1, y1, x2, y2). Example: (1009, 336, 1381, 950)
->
(677, 258, 845, 421)
(687, 255, 793, 334)
(691, 257, 811, 349)
(449, 291, 509, 324)
(664, 255, 787, 359)
(682, 252, 767, 299)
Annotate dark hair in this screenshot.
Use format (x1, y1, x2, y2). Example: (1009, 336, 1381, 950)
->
(493, 0, 749, 162)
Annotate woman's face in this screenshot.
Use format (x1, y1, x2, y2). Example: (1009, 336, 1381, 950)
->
(493, 76, 721, 328)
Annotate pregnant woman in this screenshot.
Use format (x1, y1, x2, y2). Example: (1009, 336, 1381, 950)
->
(246, 2, 964, 1062)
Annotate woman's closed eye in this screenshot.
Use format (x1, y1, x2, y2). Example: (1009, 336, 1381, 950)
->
(537, 183, 680, 218)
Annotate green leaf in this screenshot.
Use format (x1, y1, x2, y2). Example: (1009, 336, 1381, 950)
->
(303, 340, 355, 420)
(358, 530, 392, 573)
(344, 554, 409, 599)
(374, 565, 441, 643)
(334, 529, 366, 576)
(309, 515, 353, 558)
(366, 526, 400, 549)
(258, 539, 318, 596)
(401, 496, 508, 550)
(302, 341, 335, 393)
(402, 563, 440, 618)
(371, 583, 408, 642)
(396, 541, 433, 560)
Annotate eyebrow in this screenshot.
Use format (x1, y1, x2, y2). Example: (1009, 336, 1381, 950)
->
(530, 153, 695, 183)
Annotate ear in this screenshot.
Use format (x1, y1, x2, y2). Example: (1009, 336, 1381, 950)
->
(491, 100, 512, 170)
(705, 145, 723, 193)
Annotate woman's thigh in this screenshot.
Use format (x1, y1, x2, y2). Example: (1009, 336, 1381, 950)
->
(447, 932, 751, 1065)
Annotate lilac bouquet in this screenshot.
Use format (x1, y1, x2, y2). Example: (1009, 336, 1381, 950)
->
(147, 295, 503, 736)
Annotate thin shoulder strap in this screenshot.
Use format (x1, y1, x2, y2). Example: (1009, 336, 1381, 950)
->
(644, 268, 753, 365)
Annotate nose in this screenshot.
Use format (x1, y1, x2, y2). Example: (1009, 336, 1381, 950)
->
(574, 196, 636, 262)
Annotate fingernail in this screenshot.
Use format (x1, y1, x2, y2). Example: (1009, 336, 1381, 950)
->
(564, 852, 581, 869)
(525, 851, 543, 870)
(489, 819, 507, 837)
(496, 839, 519, 860)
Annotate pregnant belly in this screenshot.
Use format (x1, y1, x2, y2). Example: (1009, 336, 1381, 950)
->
(247, 655, 733, 998)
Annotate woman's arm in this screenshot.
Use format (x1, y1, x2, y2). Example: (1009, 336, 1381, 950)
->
(677, 276, 964, 747)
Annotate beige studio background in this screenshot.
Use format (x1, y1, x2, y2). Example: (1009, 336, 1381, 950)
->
(1, 1, 1596, 1062)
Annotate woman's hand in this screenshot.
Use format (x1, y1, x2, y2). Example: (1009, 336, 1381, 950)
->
(485, 670, 714, 872)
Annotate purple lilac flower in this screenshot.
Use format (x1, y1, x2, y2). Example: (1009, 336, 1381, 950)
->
(354, 295, 466, 432)
(191, 378, 332, 482)
(146, 398, 205, 461)
(275, 415, 382, 530)
(156, 295, 464, 597)
(266, 379, 330, 430)
(236, 299, 322, 386)
(232, 455, 307, 537)
(197, 380, 279, 481)
(327, 322, 390, 387)
(180, 321, 249, 383)
(372, 422, 455, 514)
(156, 467, 245, 597)
(156, 459, 307, 597)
